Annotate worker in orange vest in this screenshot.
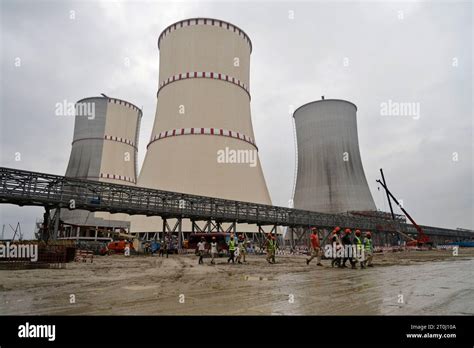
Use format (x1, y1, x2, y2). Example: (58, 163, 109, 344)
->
(306, 227, 323, 266)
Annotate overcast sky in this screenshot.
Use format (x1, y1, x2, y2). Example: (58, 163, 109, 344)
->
(0, 0, 472, 239)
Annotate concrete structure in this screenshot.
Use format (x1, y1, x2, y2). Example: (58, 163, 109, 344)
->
(132, 18, 272, 233)
(61, 96, 142, 235)
(293, 98, 376, 214)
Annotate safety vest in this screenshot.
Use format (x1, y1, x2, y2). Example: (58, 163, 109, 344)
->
(364, 238, 372, 252)
(268, 240, 275, 251)
(354, 236, 362, 248)
(228, 239, 236, 251)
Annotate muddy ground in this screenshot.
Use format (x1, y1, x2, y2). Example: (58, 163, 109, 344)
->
(1, 249, 473, 315)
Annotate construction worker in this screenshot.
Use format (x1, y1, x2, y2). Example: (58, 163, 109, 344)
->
(363, 232, 374, 267)
(271, 235, 277, 263)
(341, 228, 355, 268)
(197, 237, 206, 265)
(306, 227, 323, 266)
(266, 234, 276, 264)
(210, 236, 218, 265)
(144, 241, 151, 255)
(159, 239, 167, 258)
(235, 240, 242, 264)
(165, 237, 171, 258)
(239, 234, 247, 263)
(354, 230, 364, 269)
(227, 233, 236, 264)
(331, 228, 342, 267)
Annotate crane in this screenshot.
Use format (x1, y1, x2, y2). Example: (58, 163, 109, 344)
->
(376, 171, 431, 247)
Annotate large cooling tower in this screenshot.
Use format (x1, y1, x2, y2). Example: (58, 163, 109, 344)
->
(133, 18, 272, 232)
(62, 96, 142, 227)
(293, 99, 376, 214)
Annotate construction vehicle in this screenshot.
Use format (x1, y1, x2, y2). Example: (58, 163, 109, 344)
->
(99, 240, 134, 255)
(377, 169, 431, 247)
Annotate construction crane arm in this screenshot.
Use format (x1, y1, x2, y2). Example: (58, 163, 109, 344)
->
(376, 179, 429, 244)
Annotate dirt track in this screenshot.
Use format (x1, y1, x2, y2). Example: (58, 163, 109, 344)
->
(1, 249, 473, 315)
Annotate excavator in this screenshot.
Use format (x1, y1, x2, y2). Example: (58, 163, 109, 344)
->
(377, 169, 431, 247)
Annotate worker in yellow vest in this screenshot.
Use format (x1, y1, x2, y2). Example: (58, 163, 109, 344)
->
(354, 230, 364, 269)
(363, 232, 374, 268)
(266, 234, 276, 264)
(227, 234, 236, 264)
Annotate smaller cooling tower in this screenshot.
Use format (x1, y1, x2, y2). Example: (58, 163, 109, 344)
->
(61, 96, 142, 228)
(293, 99, 376, 214)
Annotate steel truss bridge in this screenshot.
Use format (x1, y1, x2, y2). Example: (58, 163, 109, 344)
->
(0, 167, 472, 247)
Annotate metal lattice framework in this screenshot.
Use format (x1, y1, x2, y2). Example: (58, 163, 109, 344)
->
(0, 166, 401, 232)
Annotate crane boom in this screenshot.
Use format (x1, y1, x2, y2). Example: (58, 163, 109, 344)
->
(376, 179, 430, 245)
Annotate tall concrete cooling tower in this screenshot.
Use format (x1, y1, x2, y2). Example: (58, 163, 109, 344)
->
(293, 99, 376, 214)
(133, 18, 272, 233)
(61, 96, 142, 229)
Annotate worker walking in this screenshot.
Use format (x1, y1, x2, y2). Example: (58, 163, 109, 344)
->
(164, 237, 170, 258)
(227, 234, 236, 264)
(363, 232, 374, 267)
(354, 230, 364, 269)
(331, 228, 342, 268)
(210, 236, 218, 265)
(159, 239, 168, 258)
(197, 237, 206, 265)
(239, 234, 247, 263)
(306, 227, 323, 266)
(235, 241, 242, 264)
(144, 242, 151, 255)
(341, 228, 355, 269)
(266, 234, 276, 264)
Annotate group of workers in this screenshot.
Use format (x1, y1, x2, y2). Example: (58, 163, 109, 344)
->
(196, 233, 248, 265)
(193, 227, 374, 268)
(143, 239, 172, 258)
(306, 226, 374, 269)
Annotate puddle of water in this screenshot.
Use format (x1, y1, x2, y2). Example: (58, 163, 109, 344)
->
(122, 285, 159, 291)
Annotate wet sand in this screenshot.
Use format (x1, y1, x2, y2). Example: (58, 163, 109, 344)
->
(1, 249, 473, 315)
